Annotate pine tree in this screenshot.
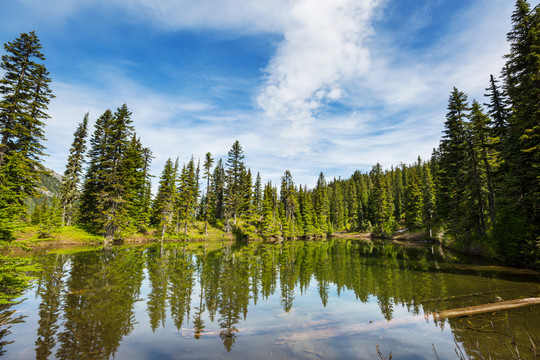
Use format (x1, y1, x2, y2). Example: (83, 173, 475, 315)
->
(469, 101, 494, 227)
(437, 88, 470, 239)
(140, 147, 154, 228)
(347, 180, 358, 230)
(0, 31, 53, 240)
(495, 0, 540, 265)
(313, 172, 329, 235)
(392, 166, 404, 222)
(79, 105, 135, 241)
(0, 31, 53, 167)
(280, 170, 297, 239)
(121, 134, 152, 232)
(329, 181, 345, 231)
(370, 163, 394, 236)
(301, 186, 316, 236)
(202, 152, 214, 235)
(484, 74, 510, 141)
(176, 157, 198, 235)
(60, 114, 89, 226)
(253, 172, 262, 218)
(99, 104, 134, 241)
(261, 182, 278, 238)
(404, 161, 423, 230)
(240, 168, 253, 219)
(225, 140, 245, 225)
(422, 162, 437, 238)
(211, 159, 226, 221)
(79, 110, 114, 226)
(153, 158, 177, 240)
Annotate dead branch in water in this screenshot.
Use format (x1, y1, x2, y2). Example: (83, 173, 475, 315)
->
(433, 297, 540, 319)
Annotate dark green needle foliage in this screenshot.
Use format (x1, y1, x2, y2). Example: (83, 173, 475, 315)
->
(0, 31, 53, 240)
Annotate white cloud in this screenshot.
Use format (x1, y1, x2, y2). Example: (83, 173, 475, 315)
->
(20, 0, 517, 189)
(256, 0, 382, 156)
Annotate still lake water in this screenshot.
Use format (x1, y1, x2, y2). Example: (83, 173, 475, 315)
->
(1, 239, 539, 359)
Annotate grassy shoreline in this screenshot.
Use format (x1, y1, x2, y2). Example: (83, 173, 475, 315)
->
(4, 224, 534, 271)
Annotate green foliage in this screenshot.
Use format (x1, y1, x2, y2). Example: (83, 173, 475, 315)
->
(59, 113, 88, 227)
(0, 254, 37, 304)
(225, 140, 246, 224)
(152, 158, 177, 239)
(0, 31, 53, 240)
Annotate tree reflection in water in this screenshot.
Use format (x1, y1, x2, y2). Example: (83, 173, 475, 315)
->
(1, 240, 535, 359)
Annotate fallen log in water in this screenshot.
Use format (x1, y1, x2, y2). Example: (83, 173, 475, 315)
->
(433, 297, 540, 319)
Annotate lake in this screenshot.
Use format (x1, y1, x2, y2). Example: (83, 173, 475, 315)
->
(1, 239, 539, 359)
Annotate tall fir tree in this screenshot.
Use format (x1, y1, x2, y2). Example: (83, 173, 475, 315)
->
(253, 172, 262, 218)
(211, 159, 226, 221)
(60, 113, 89, 226)
(225, 140, 245, 225)
(496, 0, 540, 265)
(202, 152, 214, 235)
(0, 31, 53, 240)
(79, 110, 114, 226)
(437, 88, 470, 240)
(79, 105, 135, 241)
(422, 161, 437, 238)
(99, 104, 135, 241)
(152, 158, 178, 240)
(313, 172, 329, 235)
(404, 160, 423, 230)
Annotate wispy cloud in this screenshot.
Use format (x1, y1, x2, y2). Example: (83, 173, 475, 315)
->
(7, 0, 517, 189)
(18, 0, 291, 32)
(256, 0, 383, 156)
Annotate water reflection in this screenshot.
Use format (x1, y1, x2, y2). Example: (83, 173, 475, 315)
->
(0, 303, 26, 356)
(2, 240, 538, 359)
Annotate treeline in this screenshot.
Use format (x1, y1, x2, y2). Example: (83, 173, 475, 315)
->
(0, 1, 538, 267)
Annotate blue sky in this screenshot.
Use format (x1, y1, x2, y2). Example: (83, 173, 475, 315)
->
(0, 0, 520, 188)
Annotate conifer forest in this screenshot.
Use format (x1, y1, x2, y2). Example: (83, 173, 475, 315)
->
(0, 1, 539, 269)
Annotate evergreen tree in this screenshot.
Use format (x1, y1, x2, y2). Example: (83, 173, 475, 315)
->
(484, 74, 510, 141)
(369, 163, 394, 236)
(153, 158, 178, 240)
(313, 172, 329, 235)
(79, 110, 114, 226)
(392, 166, 404, 222)
(202, 152, 214, 235)
(240, 168, 253, 219)
(140, 147, 154, 228)
(437, 88, 470, 239)
(261, 182, 278, 238)
(79, 105, 135, 241)
(404, 161, 423, 230)
(60, 114, 89, 226)
(469, 101, 494, 227)
(347, 180, 358, 230)
(0, 31, 53, 167)
(0, 31, 53, 240)
(253, 172, 262, 218)
(280, 170, 297, 239)
(422, 162, 437, 238)
(225, 140, 245, 224)
(176, 157, 198, 235)
(495, 0, 540, 265)
(211, 159, 226, 221)
(121, 134, 152, 232)
(99, 104, 134, 241)
(301, 186, 316, 236)
(329, 181, 345, 231)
